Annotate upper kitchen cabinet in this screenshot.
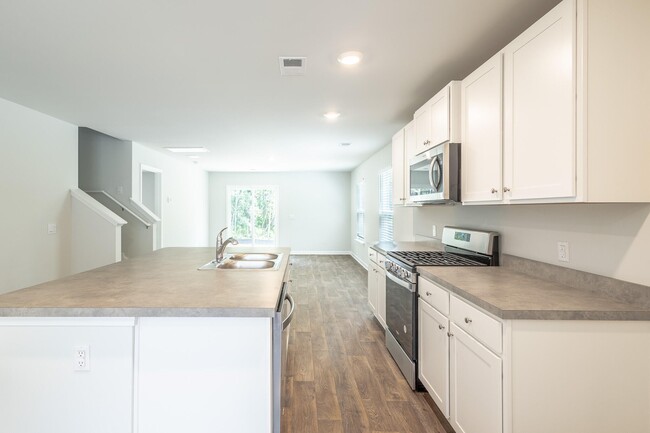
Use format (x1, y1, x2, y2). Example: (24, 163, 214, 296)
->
(461, 53, 504, 203)
(414, 82, 461, 155)
(392, 121, 416, 206)
(392, 128, 406, 205)
(502, 0, 576, 201)
(462, 0, 650, 204)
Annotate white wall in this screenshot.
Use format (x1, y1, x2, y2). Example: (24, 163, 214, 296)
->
(0, 98, 77, 294)
(350, 144, 394, 266)
(209, 172, 350, 253)
(413, 203, 650, 287)
(132, 142, 209, 247)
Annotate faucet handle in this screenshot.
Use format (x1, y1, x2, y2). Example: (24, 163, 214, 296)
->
(217, 227, 228, 244)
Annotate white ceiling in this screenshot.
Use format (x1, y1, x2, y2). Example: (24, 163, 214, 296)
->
(0, 0, 560, 172)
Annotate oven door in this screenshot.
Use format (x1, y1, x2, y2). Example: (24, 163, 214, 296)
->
(385, 270, 417, 360)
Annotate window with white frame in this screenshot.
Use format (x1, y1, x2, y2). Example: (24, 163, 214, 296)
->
(226, 185, 279, 246)
(379, 168, 393, 242)
(356, 181, 365, 240)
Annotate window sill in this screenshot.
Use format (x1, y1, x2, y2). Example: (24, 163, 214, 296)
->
(354, 238, 365, 245)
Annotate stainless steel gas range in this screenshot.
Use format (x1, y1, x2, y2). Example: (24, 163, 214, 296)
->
(384, 226, 499, 390)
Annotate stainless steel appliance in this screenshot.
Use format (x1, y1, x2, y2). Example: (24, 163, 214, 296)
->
(272, 281, 295, 433)
(409, 141, 460, 203)
(384, 226, 499, 390)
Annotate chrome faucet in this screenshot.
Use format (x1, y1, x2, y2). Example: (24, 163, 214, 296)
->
(216, 227, 239, 262)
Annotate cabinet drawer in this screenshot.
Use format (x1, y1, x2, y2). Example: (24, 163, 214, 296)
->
(450, 296, 502, 354)
(418, 277, 450, 316)
(377, 253, 386, 269)
(368, 248, 377, 264)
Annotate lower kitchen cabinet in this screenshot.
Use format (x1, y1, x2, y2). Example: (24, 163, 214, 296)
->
(418, 298, 450, 417)
(449, 323, 502, 433)
(367, 249, 387, 328)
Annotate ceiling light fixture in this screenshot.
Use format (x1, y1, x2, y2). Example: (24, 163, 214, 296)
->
(165, 147, 209, 153)
(337, 51, 363, 65)
(324, 111, 341, 120)
(340, 142, 351, 147)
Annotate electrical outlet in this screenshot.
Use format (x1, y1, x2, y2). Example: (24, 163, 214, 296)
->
(74, 345, 90, 371)
(557, 242, 570, 262)
(432, 225, 437, 237)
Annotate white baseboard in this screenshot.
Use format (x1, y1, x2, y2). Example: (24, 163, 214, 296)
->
(349, 252, 367, 270)
(290, 251, 351, 256)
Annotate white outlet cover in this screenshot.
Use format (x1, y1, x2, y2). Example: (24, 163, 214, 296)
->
(73, 345, 90, 371)
(557, 242, 570, 262)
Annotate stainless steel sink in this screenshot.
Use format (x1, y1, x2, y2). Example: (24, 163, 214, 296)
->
(216, 260, 276, 270)
(229, 253, 279, 261)
(198, 253, 283, 271)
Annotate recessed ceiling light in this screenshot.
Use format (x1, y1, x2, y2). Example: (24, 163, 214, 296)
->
(324, 111, 341, 120)
(165, 147, 209, 153)
(188, 155, 201, 159)
(337, 51, 363, 65)
(340, 142, 351, 147)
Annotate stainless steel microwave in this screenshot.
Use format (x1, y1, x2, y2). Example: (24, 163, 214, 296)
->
(408, 142, 460, 203)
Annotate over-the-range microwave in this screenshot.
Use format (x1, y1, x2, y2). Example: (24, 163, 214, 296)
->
(408, 141, 460, 204)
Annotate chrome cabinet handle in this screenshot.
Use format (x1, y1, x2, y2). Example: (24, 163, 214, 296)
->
(491, 188, 498, 194)
(503, 187, 511, 193)
(426, 291, 432, 296)
(438, 324, 445, 330)
(464, 317, 472, 324)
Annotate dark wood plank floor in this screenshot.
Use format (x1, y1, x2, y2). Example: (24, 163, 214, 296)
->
(282, 255, 448, 433)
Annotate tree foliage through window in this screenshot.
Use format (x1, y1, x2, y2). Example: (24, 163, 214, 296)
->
(227, 186, 278, 246)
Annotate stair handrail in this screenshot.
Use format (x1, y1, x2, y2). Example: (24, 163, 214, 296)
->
(70, 189, 127, 226)
(129, 197, 161, 223)
(85, 190, 151, 228)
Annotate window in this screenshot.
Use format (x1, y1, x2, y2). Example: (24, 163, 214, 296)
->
(379, 168, 393, 242)
(226, 185, 279, 246)
(356, 181, 365, 240)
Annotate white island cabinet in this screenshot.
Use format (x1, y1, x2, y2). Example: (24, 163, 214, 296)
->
(0, 247, 291, 433)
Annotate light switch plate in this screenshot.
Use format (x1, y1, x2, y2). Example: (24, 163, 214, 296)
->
(47, 223, 57, 234)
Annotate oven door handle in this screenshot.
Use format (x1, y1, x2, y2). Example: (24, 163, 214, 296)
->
(386, 270, 415, 292)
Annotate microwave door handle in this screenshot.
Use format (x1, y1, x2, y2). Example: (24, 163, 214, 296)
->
(428, 156, 441, 190)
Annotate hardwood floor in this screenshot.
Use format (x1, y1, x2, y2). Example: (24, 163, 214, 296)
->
(282, 255, 449, 433)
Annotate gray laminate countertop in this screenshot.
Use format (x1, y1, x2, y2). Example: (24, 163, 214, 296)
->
(418, 266, 650, 320)
(0, 247, 291, 318)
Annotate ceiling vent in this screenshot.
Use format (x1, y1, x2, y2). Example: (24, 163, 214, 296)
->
(279, 57, 306, 76)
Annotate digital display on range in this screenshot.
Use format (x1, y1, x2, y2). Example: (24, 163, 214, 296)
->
(454, 232, 471, 242)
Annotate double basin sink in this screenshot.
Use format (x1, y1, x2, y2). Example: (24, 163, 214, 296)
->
(199, 253, 283, 271)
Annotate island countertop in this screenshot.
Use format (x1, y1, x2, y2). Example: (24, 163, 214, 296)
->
(0, 247, 291, 318)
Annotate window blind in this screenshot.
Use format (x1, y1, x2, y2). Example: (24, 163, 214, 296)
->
(379, 168, 393, 242)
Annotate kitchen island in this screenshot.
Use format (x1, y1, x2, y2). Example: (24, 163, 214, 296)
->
(0, 247, 291, 433)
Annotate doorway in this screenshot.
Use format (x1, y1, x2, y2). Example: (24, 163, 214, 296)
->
(140, 164, 162, 247)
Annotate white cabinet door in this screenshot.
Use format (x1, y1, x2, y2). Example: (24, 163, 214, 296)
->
(137, 317, 272, 433)
(392, 128, 406, 205)
(449, 323, 502, 433)
(404, 119, 417, 161)
(414, 102, 432, 153)
(367, 263, 378, 313)
(430, 86, 450, 147)
(461, 52, 504, 203)
(503, 0, 576, 200)
(418, 299, 450, 418)
(377, 268, 387, 329)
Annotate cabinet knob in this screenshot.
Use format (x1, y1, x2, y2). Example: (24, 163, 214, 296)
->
(447, 332, 454, 337)
(438, 324, 445, 330)
(426, 291, 432, 296)
(503, 187, 511, 193)
(491, 188, 498, 194)
(464, 317, 472, 324)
